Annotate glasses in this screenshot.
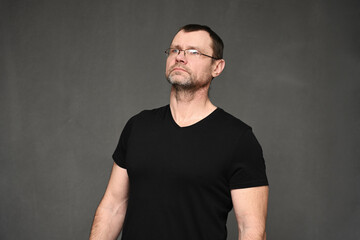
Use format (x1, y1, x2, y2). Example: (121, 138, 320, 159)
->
(165, 48, 220, 60)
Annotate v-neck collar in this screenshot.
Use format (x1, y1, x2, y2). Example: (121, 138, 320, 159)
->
(166, 104, 221, 129)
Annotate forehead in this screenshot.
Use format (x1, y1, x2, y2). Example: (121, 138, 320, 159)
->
(170, 30, 213, 51)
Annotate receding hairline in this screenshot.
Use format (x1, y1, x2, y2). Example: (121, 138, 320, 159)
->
(170, 30, 214, 53)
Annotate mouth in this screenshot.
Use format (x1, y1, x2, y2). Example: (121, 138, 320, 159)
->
(171, 67, 187, 73)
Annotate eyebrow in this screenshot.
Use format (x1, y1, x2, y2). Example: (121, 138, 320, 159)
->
(170, 44, 202, 51)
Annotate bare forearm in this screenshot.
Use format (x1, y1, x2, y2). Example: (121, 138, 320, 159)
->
(89, 199, 128, 240)
(238, 228, 266, 240)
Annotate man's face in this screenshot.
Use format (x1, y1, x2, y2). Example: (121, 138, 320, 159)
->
(165, 30, 215, 90)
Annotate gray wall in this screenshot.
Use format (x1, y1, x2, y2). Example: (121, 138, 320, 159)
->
(1, 0, 359, 239)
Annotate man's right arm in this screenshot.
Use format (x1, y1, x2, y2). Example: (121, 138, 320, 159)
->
(90, 163, 130, 240)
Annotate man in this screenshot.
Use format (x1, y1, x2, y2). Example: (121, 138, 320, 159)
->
(90, 24, 269, 240)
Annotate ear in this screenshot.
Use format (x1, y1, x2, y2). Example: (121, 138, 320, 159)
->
(211, 59, 225, 78)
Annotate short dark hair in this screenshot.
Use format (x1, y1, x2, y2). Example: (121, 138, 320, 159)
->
(178, 24, 224, 60)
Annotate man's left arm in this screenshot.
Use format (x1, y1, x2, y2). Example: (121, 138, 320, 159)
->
(231, 186, 269, 240)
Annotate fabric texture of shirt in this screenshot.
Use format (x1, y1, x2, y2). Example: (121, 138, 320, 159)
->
(112, 104, 268, 240)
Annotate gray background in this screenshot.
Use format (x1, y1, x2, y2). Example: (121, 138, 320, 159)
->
(1, 0, 359, 239)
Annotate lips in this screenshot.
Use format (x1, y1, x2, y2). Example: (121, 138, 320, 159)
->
(171, 65, 189, 74)
(172, 67, 187, 72)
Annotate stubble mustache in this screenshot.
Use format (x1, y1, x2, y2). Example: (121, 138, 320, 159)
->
(168, 64, 191, 74)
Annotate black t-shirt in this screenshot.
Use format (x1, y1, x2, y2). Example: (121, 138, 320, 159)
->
(112, 104, 268, 240)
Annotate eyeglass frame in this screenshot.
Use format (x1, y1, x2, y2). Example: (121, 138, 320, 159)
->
(165, 48, 221, 60)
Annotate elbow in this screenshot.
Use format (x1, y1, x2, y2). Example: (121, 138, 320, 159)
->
(238, 222, 266, 240)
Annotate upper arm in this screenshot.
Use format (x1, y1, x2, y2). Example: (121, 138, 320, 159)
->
(102, 163, 130, 205)
(231, 186, 269, 232)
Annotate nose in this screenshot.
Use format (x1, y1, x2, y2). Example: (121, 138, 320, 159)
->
(175, 50, 187, 63)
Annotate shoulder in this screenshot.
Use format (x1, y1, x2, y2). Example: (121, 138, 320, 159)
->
(217, 108, 265, 151)
(125, 104, 168, 126)
(132, 104, 167, 120)
(215, 107, 252, 135)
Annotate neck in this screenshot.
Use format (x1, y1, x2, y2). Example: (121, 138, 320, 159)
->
(169, 85, 217, 127)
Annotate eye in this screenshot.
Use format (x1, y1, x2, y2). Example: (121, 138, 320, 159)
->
(187, 49, 200, 56)
(170, 48, 179, 54)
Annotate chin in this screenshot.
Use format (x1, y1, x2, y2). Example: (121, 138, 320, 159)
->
(168, 74, 191, 85)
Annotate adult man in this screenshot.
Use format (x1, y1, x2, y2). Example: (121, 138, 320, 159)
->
(90, 24, 269, 240)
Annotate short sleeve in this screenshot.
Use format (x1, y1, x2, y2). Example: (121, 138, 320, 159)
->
(228, 128, 269, 189)
(112, 117, 134, 169)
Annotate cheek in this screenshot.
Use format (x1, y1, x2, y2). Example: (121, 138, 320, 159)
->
(198, 65, 212, 76)
(165, 59, 172, 73)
